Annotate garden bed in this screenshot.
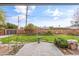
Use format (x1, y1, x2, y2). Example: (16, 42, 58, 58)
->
(54, 36, 79, 55)
(9, 44, 24, 55)
(0, 44, 24, 55)
(59, 47, 79, 55)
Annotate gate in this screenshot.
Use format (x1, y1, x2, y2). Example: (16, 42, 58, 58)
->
(5, 29, 16, 35)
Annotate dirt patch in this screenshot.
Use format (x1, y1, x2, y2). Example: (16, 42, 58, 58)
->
(0, 44, 24, 55)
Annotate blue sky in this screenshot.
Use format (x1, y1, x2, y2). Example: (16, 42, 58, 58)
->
(0, 5, 79, 27)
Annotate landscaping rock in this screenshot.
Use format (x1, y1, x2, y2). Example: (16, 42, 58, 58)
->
(67, 40, 78, 50)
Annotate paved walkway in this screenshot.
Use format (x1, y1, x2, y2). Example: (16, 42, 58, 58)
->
(16, 42, 64, 56)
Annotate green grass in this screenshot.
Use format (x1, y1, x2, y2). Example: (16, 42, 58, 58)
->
(0, 34, 79, 44)
(0, 35, 38, 43)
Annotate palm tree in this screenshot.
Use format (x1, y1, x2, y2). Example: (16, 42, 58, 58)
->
(0, 10, 6, 29)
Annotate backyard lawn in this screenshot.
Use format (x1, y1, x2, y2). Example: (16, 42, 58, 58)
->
(0, 35, 79, 44)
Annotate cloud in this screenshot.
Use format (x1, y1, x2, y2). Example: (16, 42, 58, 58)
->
(7, 6, 36, 27)
(6, 14, 26, 27)
(52, 9, 63, 16)
(8, 14, 72, 27)
(66, 9, 75, 16)
(14, 6, 26, 15)
(67, 9, 74, 13)
(53, 18, 72, 27)
(45, 8, 63, 16)
(53, 17, 59, 20)
(30, 6, 36, 10)
(14, 6, 36, 15)
(7, 14, 25, 20)
(7, 6, 74, 27)
(27, 16, 73, 27)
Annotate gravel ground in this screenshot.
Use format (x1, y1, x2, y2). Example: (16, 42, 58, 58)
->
(16, 42, 64, 56)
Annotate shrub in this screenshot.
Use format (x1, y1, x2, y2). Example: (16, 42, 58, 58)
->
(24, 23, 38, 35)
(43, 30, 53, 35)
(54, 38, 68, 48)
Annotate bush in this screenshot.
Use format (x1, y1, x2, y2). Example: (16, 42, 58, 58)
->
(43, 30, 53, 35)
(54, 38, 68, 48)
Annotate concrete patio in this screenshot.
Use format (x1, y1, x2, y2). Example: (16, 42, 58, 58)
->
(16, 42, 64, 56)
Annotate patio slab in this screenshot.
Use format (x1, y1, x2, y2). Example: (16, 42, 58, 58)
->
(16, 42, 64, 56)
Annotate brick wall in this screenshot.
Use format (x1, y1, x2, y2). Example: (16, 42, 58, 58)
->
(33, 28, 79, 35)
(1, 28, 79, 35)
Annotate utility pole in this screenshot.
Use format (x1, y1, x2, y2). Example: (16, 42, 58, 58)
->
(26, 5, 28, 26)
(18, 16, 20, 29)
(16, 16, 20, 52)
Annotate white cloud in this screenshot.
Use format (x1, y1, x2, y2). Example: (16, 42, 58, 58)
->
(28, 17, 73, 27)
(7, 14, 26, 27)
(8, 6, 36, 27)
(14, 6, 36, 15)
(56, 18, 73, 27)
(18, 14, 26, 20)
(8, 6, 74, 27)
(53, 17, 59, 20)
(51, 18, 72, 27)
(67, 9, 74, 13)
(30, 6, 36, 10)
(67, 9, 75, 17)
(8, 14, 26, 21)
(14, 6, 26, 15)
(43, 8, 74, 27)
(52, 9, 63, 16)
(45, 8, 63, 16)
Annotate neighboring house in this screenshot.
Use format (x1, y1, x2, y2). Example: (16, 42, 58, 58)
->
(5, 29, 16, 35)
(0, 28, 25, 36)
(0, 29, 16, 35)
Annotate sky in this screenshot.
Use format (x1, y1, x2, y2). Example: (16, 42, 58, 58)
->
(0, 5, 79, 27)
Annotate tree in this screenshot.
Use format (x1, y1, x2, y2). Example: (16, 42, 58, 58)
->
(48, 26, 53, 30)
(0, 10, 6, 29)
(45, 26, 53, 35)
(6, 23, 18, 29)
(71, 8, 79, 27)
(73, 8, 79, 21)
(25, 23, 37, 35)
